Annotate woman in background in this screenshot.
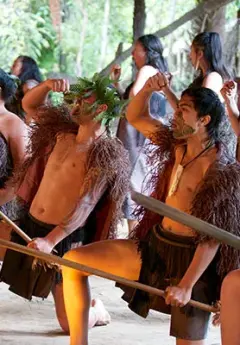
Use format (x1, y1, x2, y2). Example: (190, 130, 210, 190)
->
(6, 56, 42, 121)
(112, 34, 170, 233)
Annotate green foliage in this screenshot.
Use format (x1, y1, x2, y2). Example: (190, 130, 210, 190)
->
(64, 73, 128, 126)
(0, 0, 55, 73)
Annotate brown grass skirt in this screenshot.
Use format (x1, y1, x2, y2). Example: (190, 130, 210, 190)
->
(118, 224, 219, 318)
(0, 213, 85, 300)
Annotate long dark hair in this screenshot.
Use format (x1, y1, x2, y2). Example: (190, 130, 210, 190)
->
(0, 68, 18, 103)
(192, 32, 231, 85)
(137, 34, 169, 74)
(17, 56, 42, 84)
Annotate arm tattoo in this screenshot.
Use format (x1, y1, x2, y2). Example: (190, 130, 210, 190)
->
(60, 167, 107, 234)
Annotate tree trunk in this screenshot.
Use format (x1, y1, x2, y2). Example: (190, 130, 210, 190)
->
(100, 0, 234, 76)
(207, 5, 226, 41)
(167, 0, 177, 71)
(49, 0, 61, 41)
(132, 0, 146, 78)
(133, 0, 146, 42)
(49, 0, 69, 72)
(192, 0, 226, 40)
(236, 9, 240, 77)
(76, 1, 88, 77)
(98, 0, 111, 71)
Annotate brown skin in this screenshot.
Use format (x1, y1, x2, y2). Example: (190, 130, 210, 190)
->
(221, 269, 240, 345)
(24, 83, 108, 253)
(22, 80, 111, 332)
(62, 75, 219, 345)
(220, 83, 240, 345)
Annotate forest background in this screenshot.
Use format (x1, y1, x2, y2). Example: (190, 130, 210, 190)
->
(0, 0, 239, 92)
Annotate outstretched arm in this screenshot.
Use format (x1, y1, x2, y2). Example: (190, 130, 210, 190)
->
(126, 73, 168, 138)
(22, 79, 69, 124)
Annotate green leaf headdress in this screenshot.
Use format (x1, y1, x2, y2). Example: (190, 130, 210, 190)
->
(64, 73, 128, 127)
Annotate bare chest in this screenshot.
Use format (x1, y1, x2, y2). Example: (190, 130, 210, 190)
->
(167, 162, 204, 206)
(46, 136, 89, 178)
(166, 149, 214, 212)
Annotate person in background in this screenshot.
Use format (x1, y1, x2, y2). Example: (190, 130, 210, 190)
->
(111, 34, 170, 233)
(6, 56, 42, 122)
(0, 68, 28, 259)
(158, 31, 237, 156)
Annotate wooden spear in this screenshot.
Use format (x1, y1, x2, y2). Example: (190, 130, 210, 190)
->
(132, 191, 240, 250)
(0, 237, 218, 313)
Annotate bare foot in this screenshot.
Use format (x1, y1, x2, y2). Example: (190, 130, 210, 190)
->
(91, 298, 111, 326)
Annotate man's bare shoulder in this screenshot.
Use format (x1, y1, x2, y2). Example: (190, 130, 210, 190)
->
(56, 132, 76, 142)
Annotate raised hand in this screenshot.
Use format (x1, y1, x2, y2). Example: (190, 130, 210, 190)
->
(143, 72, 169, 92)
(45, 78, 70, 93)
(221, 81, 237, 103)
(110, 64, 121, 82)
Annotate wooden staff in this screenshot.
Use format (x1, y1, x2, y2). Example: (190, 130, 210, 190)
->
(0, 211, 58, 254)
(0, 237, 218, 313)
(132, 191, 240, 250)
(0, 211, 31, 243)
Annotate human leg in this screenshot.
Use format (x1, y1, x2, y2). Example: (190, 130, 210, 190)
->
(221, 269, 240, 345)
(62, 239, 140, 345)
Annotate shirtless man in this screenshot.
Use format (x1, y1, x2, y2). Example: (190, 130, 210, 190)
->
(0, 69, 27, 259)
(62, 74, 240, 345)
(0, 75, 130, 332)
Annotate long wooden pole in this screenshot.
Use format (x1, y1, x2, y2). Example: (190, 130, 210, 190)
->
(132, 191, 240, 250)
(0, 237, 218, 313)
(0, 211, 31, 243)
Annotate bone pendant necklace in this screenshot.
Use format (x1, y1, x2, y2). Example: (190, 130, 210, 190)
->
(168, 164, 184, 197)
(168, 143, 213, 197)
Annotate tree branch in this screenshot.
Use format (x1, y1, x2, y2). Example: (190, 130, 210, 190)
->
(100, 0, 234, 76)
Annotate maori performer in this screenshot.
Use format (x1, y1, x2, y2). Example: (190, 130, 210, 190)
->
(0, 74, 130, 332)
(0, 69, 28, 259)
(62, 75, 240, 345)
